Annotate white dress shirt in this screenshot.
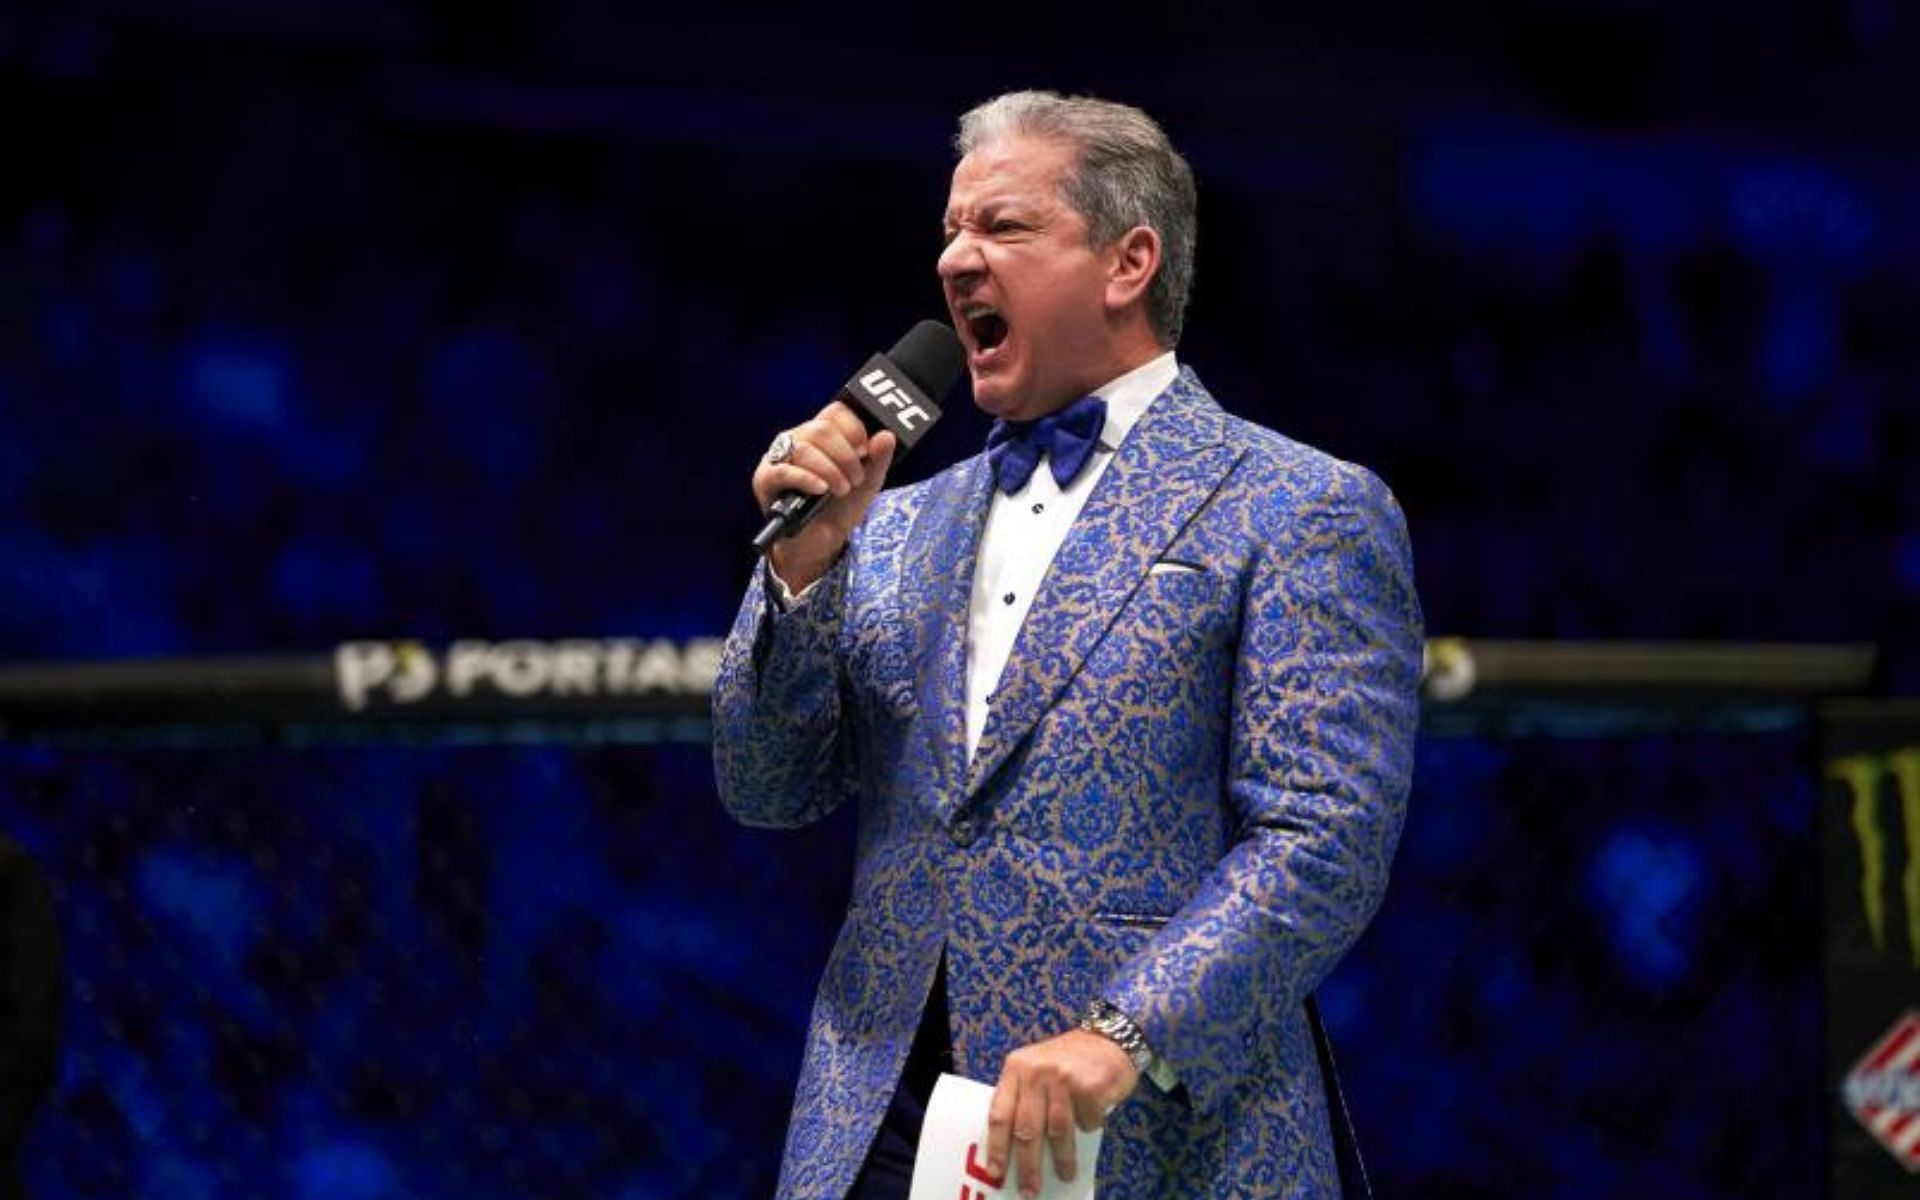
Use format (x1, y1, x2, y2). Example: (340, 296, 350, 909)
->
(962, 351, 1177, 761)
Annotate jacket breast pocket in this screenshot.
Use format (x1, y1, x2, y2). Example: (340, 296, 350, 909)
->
(1147, 558, 1207, 577)
(1096, 563, 1234, 681)
(1142, 558, 1216, 593)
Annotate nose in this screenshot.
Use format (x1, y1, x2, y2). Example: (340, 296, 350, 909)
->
(937, 230, 982, 288)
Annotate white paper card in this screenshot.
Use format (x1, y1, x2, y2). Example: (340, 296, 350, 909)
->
(907, 1073, 1100, 1200)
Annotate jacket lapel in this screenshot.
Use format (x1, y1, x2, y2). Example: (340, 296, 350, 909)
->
(898, 454, 994, 803)
(962, 372, 1242, 799)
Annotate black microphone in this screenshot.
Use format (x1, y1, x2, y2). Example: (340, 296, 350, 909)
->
(752, 320, 964, 555)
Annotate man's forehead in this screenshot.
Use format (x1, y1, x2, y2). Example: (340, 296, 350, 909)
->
(945, 136, 1074, 215)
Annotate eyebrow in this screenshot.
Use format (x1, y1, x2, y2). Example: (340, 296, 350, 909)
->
(942, 198, 1024, 236)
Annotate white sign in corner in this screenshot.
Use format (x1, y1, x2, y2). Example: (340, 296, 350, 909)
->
(907, 1073, 1101, 1200)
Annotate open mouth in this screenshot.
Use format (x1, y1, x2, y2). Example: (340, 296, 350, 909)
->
(964, 308, 1009, 353)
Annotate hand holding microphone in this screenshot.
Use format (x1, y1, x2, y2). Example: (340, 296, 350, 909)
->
(751, 320, 963, 591)
(753, 404, 897, 592)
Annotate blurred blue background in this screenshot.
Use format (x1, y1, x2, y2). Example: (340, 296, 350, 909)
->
(1, 1, 1913, 1195)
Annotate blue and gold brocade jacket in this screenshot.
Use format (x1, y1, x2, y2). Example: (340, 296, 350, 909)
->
(713, 370, 1422, 1199)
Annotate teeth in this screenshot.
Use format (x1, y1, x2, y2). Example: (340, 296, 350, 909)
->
(961, 303, 998, 320)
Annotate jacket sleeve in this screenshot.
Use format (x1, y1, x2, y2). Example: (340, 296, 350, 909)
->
(710, 553, 860, 830)
(1101, 462, 1422, 1114)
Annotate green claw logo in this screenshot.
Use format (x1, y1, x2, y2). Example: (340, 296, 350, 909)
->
(1829, 748, 1920, 968)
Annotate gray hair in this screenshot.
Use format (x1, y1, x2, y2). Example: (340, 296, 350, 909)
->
(956, 90, 1198, 347)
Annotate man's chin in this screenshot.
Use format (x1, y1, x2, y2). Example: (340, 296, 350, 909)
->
(967, 373, 1021, 420)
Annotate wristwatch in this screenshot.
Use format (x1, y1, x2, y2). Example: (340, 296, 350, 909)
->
(1078, 998, 1155, 1074)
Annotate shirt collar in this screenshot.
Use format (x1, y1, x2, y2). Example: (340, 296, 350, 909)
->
(1090, 351, 1178, 451)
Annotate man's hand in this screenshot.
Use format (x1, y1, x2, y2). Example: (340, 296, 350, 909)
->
(753, 403, 897, 593)
(987, 1028, 1138, 1198)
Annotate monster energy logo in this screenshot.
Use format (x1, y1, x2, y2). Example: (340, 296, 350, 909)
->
(1828, 747, 1920, 968)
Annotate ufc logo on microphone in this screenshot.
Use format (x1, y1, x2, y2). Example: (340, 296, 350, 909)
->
(858, 368, 933, 431)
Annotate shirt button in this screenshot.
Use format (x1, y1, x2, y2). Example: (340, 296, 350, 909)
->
(951, 815, 979, 846)
(1031, 503, 1045, 514)
(1003, 592, 1016, 606)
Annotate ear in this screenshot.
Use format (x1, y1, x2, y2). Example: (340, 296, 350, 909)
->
(1103, 225, 1161, 315)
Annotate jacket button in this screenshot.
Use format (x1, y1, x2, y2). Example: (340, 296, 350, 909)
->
(950, 815, 979, 846)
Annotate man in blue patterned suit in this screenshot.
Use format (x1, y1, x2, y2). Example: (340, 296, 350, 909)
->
(714, 90, 1421, 1199)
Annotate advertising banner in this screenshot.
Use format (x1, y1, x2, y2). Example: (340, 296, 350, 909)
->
(1823, 701, 1920, 1191)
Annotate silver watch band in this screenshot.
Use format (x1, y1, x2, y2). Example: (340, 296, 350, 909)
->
(1078, 998, 1155, 1074)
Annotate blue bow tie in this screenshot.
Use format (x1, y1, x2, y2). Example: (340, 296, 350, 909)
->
(986, 395, 1108, 495)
